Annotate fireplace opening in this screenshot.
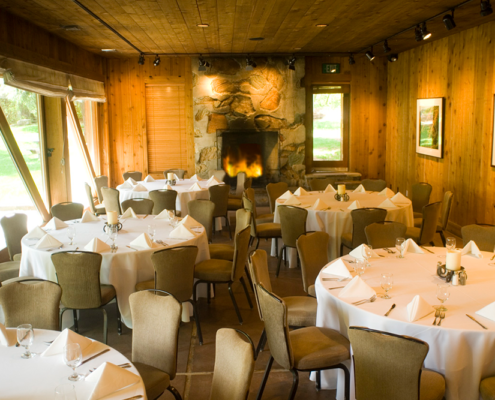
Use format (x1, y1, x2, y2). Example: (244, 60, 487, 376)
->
(223, 143, 263, 178)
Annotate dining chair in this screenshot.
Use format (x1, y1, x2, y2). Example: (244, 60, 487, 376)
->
(194, 226, 252, 325)
(365, 221, 407, 249)
(208, 169, 226, 182)
(277, 205, 308, 277)
(164, 169, 187, 179)
(340, 208, 388, 256)
(209, 328, 255, 400)
(0, 278, 62, 330)
(129, 290, 183, 400)
(134, 246, 203, 344)
(361, 179, 387, 192)
(256, 283, 351, 400)
(248, 250, 317, 356)
(266, 182, 289, 214)
(412, 182, 432, 218)
(480, 375, 495, 399)
(84, 182, 106, 215)
(94, 175, 108, 204)
(0, 213, 27, 261)
(405, 202, 442, 246)
(461, 224, 495, 251)
(0, 261, 22, 282)
(415, 191, 453, 246)
(188, 199, 215, 243)
(51, 202, 84, 221)
(244, 187, 273, 224)
(209, 184, 232, 238)
(123, 171, 142, 181)
(101, 187, 122, 214)
(348, 326, 445, 400)
(296, 231, 330, 297)
(121, 198, 154, 215)
(209, 208, 251, 261)
(149, 189, 178, 215)
(51, 251, 122, 344)
(308, 178, 334, 191)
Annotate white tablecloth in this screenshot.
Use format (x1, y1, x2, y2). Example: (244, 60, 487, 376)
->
(315, 247, 495, 400)
(273, 191, 414, 264)
(19, 216, 210, 328)
(0, 329, 146, 399)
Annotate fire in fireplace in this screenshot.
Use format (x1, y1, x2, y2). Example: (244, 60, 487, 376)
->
(222, 143, 263, 178)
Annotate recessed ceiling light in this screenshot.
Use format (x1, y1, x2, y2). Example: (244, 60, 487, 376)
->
(61, 25, 81, 31)
(101, 49, 116, 52)
(197, 24, 209, 27)
(249, 37, 264, 41)
(316, 24, 328, 27)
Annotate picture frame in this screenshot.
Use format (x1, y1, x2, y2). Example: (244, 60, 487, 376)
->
(416, 98, 444, 159)
(491, 95, 495, 167)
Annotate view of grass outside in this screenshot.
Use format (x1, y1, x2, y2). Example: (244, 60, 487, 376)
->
(313, 93, 343, 161)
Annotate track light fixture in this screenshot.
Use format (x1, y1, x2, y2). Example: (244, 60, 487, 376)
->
(153, 55, 161, 67)
(245, 57, 257, 71)
(287, 56, 297, 71)
(420, 22, 432, 40)
(138, 53, 145, 65)
(443, 10, 456, 30)
(348, 54, 356, 65)
(198, 56, 210, 72)
(481, 0, 493, 16)
(387, 54, 399, 62)
(383, 40, 391, 54)
(365, 47, 375, 62)
(415, 25, 423, 41)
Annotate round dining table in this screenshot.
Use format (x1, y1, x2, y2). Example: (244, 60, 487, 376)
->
(0, 328, 146, 399)
(315, 246, 495, 400)
(19, 216, 210, 328)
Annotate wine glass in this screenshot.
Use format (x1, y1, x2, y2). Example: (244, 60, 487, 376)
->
(17, 324, 34, 359)
(363, 245, 373, 268)
(446, 237, 456, 251)
(64, 343, 83, 381)
(354, 260, 366, 276)
(105, 224, 118, 251)
(148, 224, 156, 242)
(54, 384, 77, 400)
(67, 225, 76, 246)
(436, 283, 450, 311)
(396, 237, 405, 258)
(380, 273, 394, 299)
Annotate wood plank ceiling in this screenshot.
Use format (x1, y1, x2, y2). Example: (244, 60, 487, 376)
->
(0, 0, 494, 57)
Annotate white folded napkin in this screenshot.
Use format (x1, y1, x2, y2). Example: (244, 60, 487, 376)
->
(121, 208, 138, 219)
(391, 192, 410, 205)
(163, 184, 174, 190)
(84, 238, 111, 253)
(34, 234, 63, 250)
(476, 301, 495, 322)
(322, 259, 352, 278)
(324, 184, 337, 193)
(338, 276, 376, 300)
(190, 174, 203, 181)
(0, 323, 16, 347)
(402, 238, 424, 254)
(25, 226, 46, 240)
(278, 190, 292, 200)
(117, 181, 133, 190)
(378, 198, 397, 208)
(42, 328, 92, 357)
(179, 215, 202, 229)
(283, 194, 301, 206)
(353, 184, 366, 193)
(130, 233, 157, 249)
(143, 175, 155, 182)
(81, 210, 100, 223)
(207, 177, 222, 187)
(126, 177, 137, 186)
(169, 224, 197, 240)
(406, 295, 434, 322)
(154, 209, 175, 220)
(189, 182, 203, 191)
(294, 187, 308, 196)
(132, 184, 148, 192)
(44, 217, 68, 230)
(86, 362, 140, 400)
(378, 187, 395, 197)
(173, 173, 180, 181)
(312, 198, 330, 211)
(349, 244, 379, 260)
(347, 200, 361, 210)
(462, 240, 483, 258)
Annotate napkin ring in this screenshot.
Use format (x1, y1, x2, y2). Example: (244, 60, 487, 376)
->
(437, 263, 467, 286)
(102, 222, 122, 232)
(334, 193, 350, 202)
(165, 179, 176, 186)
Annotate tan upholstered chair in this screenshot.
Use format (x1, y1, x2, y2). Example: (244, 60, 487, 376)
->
(245, 187, 273, 224)
(266, 182, 289, 214)
(361, 179, 387, 192)
(121, 198, 154, 215)
(249, 250, 317, 356)
(51, 251, 121, 344)
(365, 221, 407, 249)
(1, 213, 27, 261)
(209, 209, 251, 261)
(51, 202, 84, 221)
(123, 171, 142, 181)
(194, 227, 253, 324)
(130, 290, 183, 400)
(296, 231, 330, 297)
(480, 375, 495, 399)
(308, 178, 334, 191)
(341, 208, 387, 255)
(256, 283, 351, 399)
(0, 261, 22, 282)
(405, 202, 442, 246)
(134, 246, 203, 344)
(412, 182, 432, 218)
(348, 326, 445, 400)
(94, 175, 108, 204)
(149, 189, 177, 215)
(0, 279, 62, 330)
(209, 184, 232, 238)
(101, 187, 122, 214)
(84, 183, 106, 215)
(209, 328, 255, 400)
(461, 224, 495, 251)
(208, 169, 226, 182)
(415, 191, 453, 246)
(277, 205, 308, 277)
(188, 199, 215, 243)
(164, 169, 186, 179)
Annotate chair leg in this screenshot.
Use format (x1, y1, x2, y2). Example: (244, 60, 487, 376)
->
(59, 308, 68, 331)
(275, 237, 279, 259)
(102, 308, 108, 345)
(207, 283, 211, 304)
(440, 231, 446, 246)
(288, 369, 299, 400)
(226, 215, 232, 239)
(340, 243, 344, 257)
(256, 356, 274, 400)
(284, 247, 287, 267)
(240, 277, 253, 309)
(115, 299, 122, 335)
(228, 282, 243, 325)
(276, 246, 285, 277)
(191, 300, 203, 346)
(341, 364, 351, 400)
(73, 309, 79, 333)
(255, 329, 266, 358)
(167, 385, 183, 400)
(255, 237, 260, 249)
(193, 280, 200, 304)
(316, 371, 321, 391)
(249, 236, 254, 247)
(430, 241, 435, 246)
(244, 266, 255, 293)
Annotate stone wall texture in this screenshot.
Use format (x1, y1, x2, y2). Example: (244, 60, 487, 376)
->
(192, 57, 306, 186)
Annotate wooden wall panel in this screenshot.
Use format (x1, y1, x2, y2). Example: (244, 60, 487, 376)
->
(386, 21, 495, 233)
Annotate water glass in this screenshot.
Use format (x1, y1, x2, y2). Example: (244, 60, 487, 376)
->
(105, 224, 118, 251)
(148, 224, 156, 242)
(354, 260, 366, 276)
(363, 245, 373, 268)
(64, 343, 83, 381)
(67, 226, 76, 246)
(436, 283, 450, 311)
(396, 237, 405, 258)
(54, 384, 77, 400)
(380, 273, 394, 299)
(17, 324, 34, 359)
(446, 237, 456, 251)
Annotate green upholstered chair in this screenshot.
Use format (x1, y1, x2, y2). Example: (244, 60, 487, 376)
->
(244, 187, 273, 224)
(51, 202, 84, 221)
(461, 224, 495, 251)
(123, 171, 142, 181)
(209, 209, 252, 261)
(412, 182, 432, 219)
(209, 184, 232, 238)
(208, 169, 226, 182)
(480, 376, 495, 400)
(361, 179, 387, 192)
(348, 326, 445, 400)
(209, 328, 255, 400)
(296, 231, 330, 297)
(84, 182, 106, 216)
(121, 198, 154, 215)
(0, 261, 22, 282)
(101, 187, 122, 214)
(415, 191, 453, 246)
(365, 221, 407, 249)
(341, 208, 387, 255)
(266, 182, 289, 214)
(130, 290, 183, 400)
(405, 202, 442, 246)
(164, 169, 186, 179)
(256, 283, 351, 400)
(51, 251, 121, 344)
(0, 279, 62, 330)
(149, 189, 178, 215)
(94, 175, 108, 204)
(188, 199, 215, 243)
(1, 213, 27, 261)
(308, 178, 334, 191)
(194, 226, 253, 325)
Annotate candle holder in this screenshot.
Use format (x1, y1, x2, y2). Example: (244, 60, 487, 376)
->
(165, 179, 176, 186)
(102, 222, 122, 233)
(437, 262, 467, 285)
(334, 193, 350, 202)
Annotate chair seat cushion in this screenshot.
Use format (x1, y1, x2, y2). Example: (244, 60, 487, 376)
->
(481, 376, 495, 400)
(227, 198, 242, 210)
(413, 211, 423, 219)
(256, 213, 274, 224)
(208, 244, 234, 261)
(135, 279, 154, 292)
(100, 284, 117, 305)
(414, 218, 422, 228)
(256, 223, 281, 238)
(12, 253, 22, 262)
(420, 369, 446, 400)
(284, 296, 317, 327)
(134, 362, 170, 400)
(194, 259, 232, 282)
(290, 326, 350, 370)
(341, 232, 353, 249)
(95, 204, 106, 213)
(405, 227, 421, 243)
(308, 285, 316, 298)
(0, 261, 21, 283)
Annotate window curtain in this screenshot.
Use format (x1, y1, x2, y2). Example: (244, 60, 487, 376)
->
(69, 74, 106, 103)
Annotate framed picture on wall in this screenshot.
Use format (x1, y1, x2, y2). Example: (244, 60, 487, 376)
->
(492, 95, 495, 167)
(416, 98, 444, 159)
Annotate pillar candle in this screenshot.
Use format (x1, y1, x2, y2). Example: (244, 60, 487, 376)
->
(107, 211, 119, 225)
(338, 184, 346, 195)
(446, 250, 461, 271)
(167, 173, 174, 180)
